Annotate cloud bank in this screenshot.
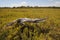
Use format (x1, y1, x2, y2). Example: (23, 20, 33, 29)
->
(0, 0, 60, 7)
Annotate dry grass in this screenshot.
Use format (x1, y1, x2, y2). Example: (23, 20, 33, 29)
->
(0, 8, 60, 40)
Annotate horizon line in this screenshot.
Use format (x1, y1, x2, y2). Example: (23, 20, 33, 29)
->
(0, 6, 60, 7)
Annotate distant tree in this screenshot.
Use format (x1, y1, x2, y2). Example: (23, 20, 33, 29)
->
(34, 6, 39, 8)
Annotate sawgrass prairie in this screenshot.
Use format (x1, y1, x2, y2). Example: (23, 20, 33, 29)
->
(0, 7, 60, 40)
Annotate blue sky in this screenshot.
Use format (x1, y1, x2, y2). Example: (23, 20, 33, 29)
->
(0, 0, 60, 7)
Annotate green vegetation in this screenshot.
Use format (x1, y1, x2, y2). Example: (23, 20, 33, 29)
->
(0, 8, 60, 40)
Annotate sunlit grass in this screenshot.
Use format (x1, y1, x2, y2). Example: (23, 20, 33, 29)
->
(0, 8, 60, 40)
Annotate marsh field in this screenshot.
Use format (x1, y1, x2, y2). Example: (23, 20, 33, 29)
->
(0, 7, 60, 40)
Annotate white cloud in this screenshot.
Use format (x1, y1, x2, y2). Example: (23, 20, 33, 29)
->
(48, 0, 54, 1)
(20, 2, 28, 6)
(48, 0, 58, 1)
(2, 1, 60, 7)
(10, 1, 28, 7)
(46, 1, 60, 7)
(10, 4, 19, 7)
(54, 1, 60, 7)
